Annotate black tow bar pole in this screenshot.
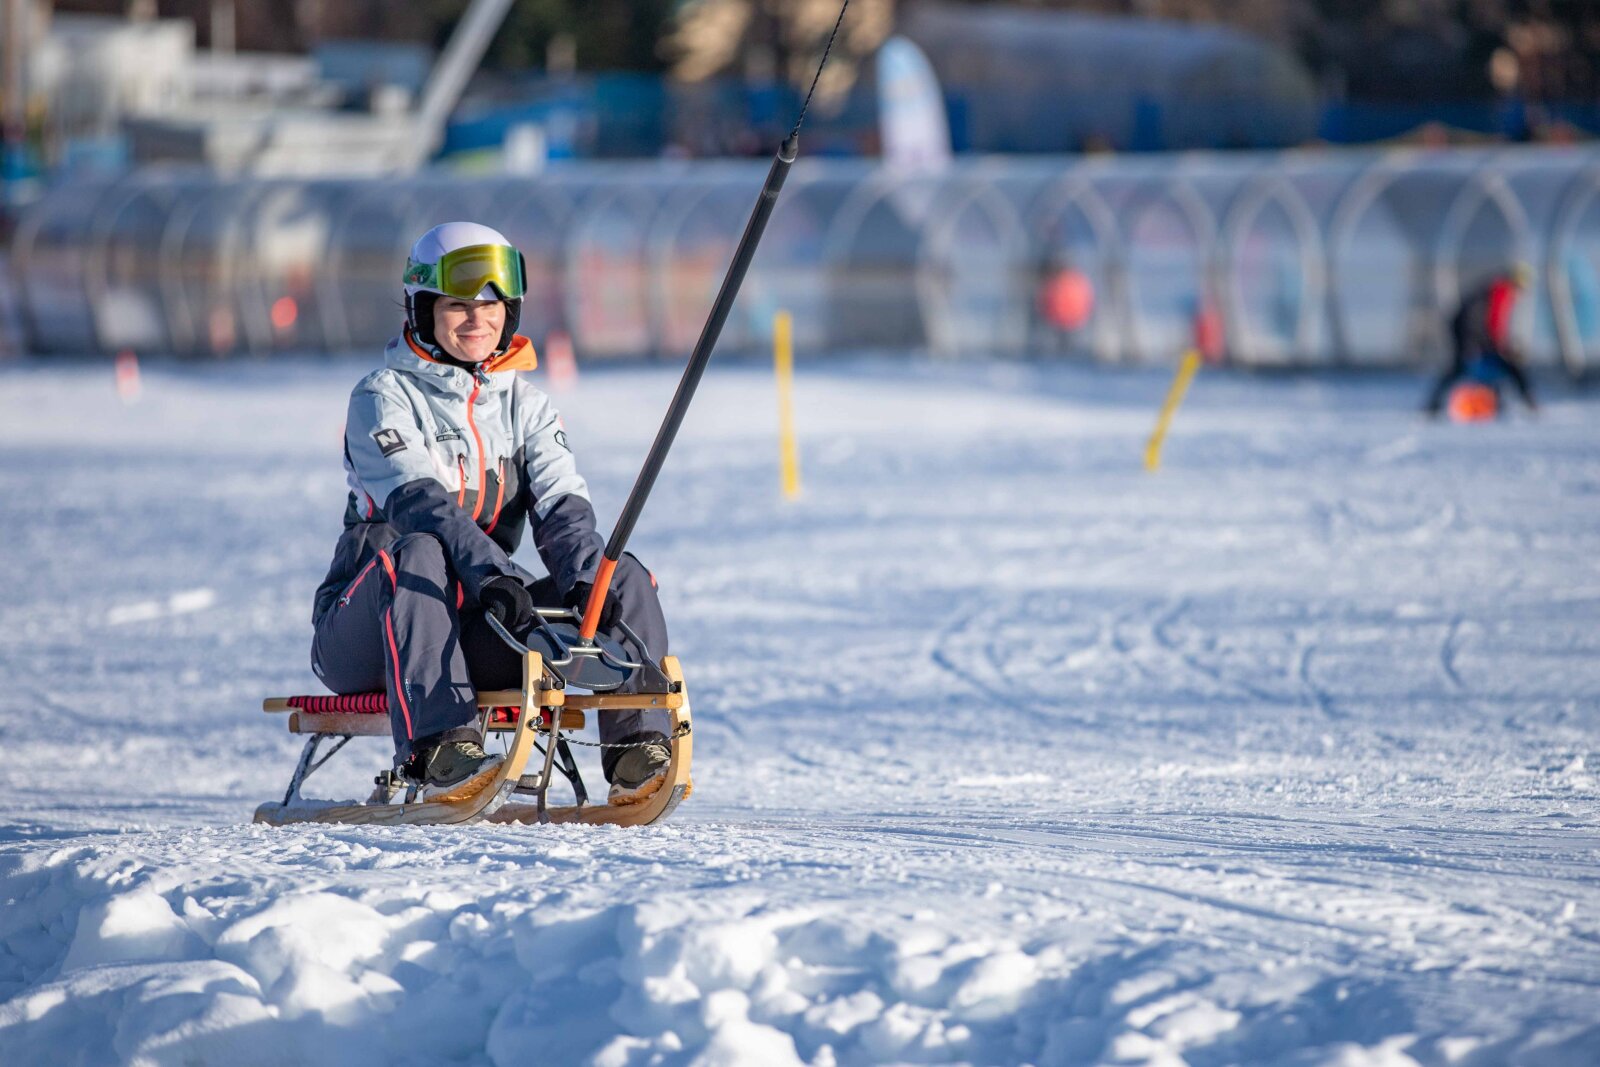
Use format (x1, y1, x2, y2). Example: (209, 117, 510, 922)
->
(577, 134, 798, 641)
(577, 0, 851, 644)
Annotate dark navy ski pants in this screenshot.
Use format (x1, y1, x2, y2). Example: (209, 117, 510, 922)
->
(310, 532, 670, 775)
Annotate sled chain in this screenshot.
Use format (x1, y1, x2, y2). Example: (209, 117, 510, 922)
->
(557, 721, 691, 749)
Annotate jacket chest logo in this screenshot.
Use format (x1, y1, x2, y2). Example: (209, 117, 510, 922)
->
(435, 426, 464, 444)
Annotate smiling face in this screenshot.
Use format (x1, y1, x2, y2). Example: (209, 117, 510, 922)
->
(432, 296, 507, 363)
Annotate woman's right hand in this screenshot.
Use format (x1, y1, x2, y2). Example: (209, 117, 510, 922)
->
(480, 575, 535, 632)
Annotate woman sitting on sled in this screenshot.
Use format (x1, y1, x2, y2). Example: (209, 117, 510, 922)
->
(308, 222, 672, 803)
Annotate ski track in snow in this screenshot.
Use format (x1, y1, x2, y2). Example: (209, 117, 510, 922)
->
(1, 357, 1597, 1066)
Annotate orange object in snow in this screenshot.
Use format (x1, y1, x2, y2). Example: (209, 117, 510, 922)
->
(114, 350, 141, 403)
(1447, 382, 1499, 423)
(1041, 269, 1094, 330)
(544, 330, 578, 391)
(1193, 303, 1225, 364)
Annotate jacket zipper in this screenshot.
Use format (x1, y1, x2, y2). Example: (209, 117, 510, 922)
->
(484, 458, 507, 534)
(465, 378, 488, 521)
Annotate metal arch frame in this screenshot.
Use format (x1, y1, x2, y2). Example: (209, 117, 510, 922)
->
(1324, 157, 1424, 366)
(643, 168, 771, 358)
(316, 180, 433, 354)
(482, 179, 577, 344)
(1478, 156, 1594, 376)
(913, 180, 1031, 360)
(1217, 174, 1326, 368)
(163, 177, 275, 356)
(561, 182, 665, 360)
(818, 167, 938, 352)
(1546, 165, 1600, 378)
(1024, 173, 1126, 364)
(726, 166, 833, 351)
(741, 168, 857, 353)
(816, 160, 926, 272)
(10, 181, 122, 355)
(155, 183, 215, 356)
(1118, 177, 1218, 365)
(237, 179, 312, 356)
(82, 171, 193, 356)
(78, 172, 141, 355)
(720, 164, 851, 351)
(1430, 168, 1533, 326)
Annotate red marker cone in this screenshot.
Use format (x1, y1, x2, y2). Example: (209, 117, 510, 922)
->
(114, 350, 142, 404)
(545, 330, 578, 391)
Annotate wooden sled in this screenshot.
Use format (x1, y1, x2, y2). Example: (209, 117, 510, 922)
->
(253, 650, 692, 828)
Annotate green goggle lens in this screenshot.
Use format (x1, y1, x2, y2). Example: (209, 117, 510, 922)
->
(405, 243, 526, 300)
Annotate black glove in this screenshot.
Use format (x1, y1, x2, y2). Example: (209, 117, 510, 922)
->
(480, 575, 534, 632)
(564, 580, 620, 631)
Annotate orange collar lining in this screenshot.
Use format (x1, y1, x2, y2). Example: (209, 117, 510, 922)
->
(404, 328, 538, 373)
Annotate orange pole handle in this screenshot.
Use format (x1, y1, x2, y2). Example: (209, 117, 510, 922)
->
(578, 556, 619, 642)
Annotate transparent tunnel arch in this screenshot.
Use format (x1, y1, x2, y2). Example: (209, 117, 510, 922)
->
(1120, 181, 1216, 365)
(1327, 167, 1426, 365)
(1219, 177, 1324, 367)
(1434, 172, 1531, 314)
(12, 179, 115, 353)
(86, 175, 187, 354)
(821, 174, 931, 351)
(10, 148, 1600, 371)
(322, 184, 436, 352)
(565, 185, 666, 360)
(648, 169, 773, 357)
(916, 183, 1031, 359)
(1548, 167, 1600, 376)
(1328, 158, 1487, 365)
(239, 181, 351, 354)
(158, 183, 257, 357)
(1027, 178, 1124, 363)
(747, 171, 857, 357)
(480, 181, 575, 349)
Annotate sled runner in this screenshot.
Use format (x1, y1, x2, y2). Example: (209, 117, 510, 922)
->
(254, 639, 692, 828)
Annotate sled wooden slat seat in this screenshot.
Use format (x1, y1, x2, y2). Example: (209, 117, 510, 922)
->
(254, 654, 693, 828)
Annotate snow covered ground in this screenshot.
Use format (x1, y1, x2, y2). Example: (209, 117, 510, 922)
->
(1, 354, 1597, 1066)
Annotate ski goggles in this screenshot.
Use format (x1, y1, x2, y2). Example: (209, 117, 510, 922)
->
(404, 243, 526, 300)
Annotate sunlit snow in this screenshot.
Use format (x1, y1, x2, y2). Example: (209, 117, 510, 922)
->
(1, 357, 1596, 1066)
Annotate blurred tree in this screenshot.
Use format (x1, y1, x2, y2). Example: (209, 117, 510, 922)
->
(38, 0, 1600, 111)
(416, 0, 675, 71)
(664, 0, 893, 103)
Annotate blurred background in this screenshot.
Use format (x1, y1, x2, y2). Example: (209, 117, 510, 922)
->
(4, 0, 1600, 373)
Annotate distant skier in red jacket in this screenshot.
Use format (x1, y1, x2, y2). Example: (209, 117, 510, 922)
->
(1425, 265, 1539, 417)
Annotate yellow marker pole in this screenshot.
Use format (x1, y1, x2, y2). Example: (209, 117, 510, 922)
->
(774, 310, 801, 499)
(1144, 349, 1201, 472)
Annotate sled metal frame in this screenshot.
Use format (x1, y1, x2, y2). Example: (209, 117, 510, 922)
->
(253, 650, 692, 827)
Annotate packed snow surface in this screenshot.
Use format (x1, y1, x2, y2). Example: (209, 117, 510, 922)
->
(1, 356, 1597, 1067)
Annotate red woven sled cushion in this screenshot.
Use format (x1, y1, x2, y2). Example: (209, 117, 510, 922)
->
(286, 693, 388, 714)
(283, 694, 523, 722)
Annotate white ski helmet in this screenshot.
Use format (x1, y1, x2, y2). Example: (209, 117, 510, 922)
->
(403, 221, 526, 352)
